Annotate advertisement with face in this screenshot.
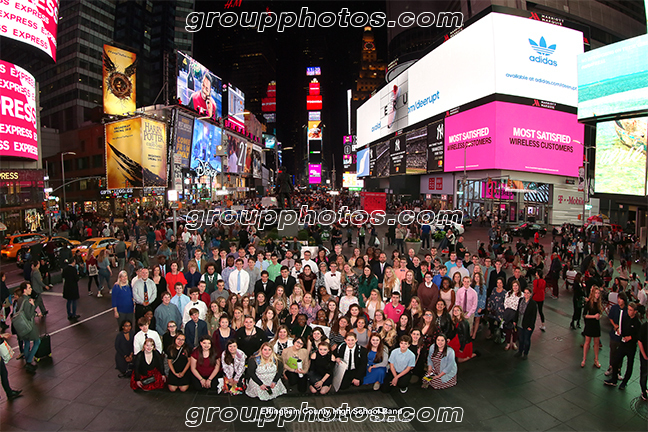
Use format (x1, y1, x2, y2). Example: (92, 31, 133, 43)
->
(357, 148, 370, 177)
(405, 127, 427, 174)
(380, 71, 409, 135)
(223, 132, 247, 174)
(427, 120, 445, 172)
(594, 117, 647, 196)
(308, 164, 322, 184)
(578, 34, 648, 121)
(191, 119, 222, 172)
(177, 52, 222, 120)
(444, 102, 584, 177)
(0, 61, 38, 160)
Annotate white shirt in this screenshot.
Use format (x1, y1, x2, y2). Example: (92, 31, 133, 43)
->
(228, 269, 250, 296)
(302, 259, 318, 274)
(324, 271, 342, 296)
(290, 267, 302, 279)
(449, 266, 469, 280)
(133, 329, 163, 354)
(182, 231, 191, 243)
(182, 300, 208, 328)
(132, 277, 157, 306)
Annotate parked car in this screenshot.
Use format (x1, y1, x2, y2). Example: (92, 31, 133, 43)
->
(16, 236, 81, 268)
(72, 237, 132, 258)
(511, 223, 547, 238)
(1, 233, 46, 260)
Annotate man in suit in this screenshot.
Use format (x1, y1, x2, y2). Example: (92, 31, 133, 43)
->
(371, 252, 391, 288)
(193, 249, 208, 274)
(254, 271, 276, 299)
(157, 255, 168, 276)
(515, 287, 538, 360)
(335, 333, 368, 391)
(275, 266, 297, 297)
(605, 302, 641, 389)
(183, 308, 208, 350)
(488, 260, 507, 297)
(214, 249, 228, 275)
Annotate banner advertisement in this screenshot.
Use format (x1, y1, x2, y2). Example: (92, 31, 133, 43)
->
(308, 121, 322, 140)
(228, 84, 245, 127)
(427, 120, 445, 172)
(140, 119, 167, 187)
(357, 148, 370, 177)
(252, 145, 262, 179)
(405, 127, 427, 174)
(308, 163, 322, 184)
(0, 0, 59, 60)
(174, 113, 193, 168)
(482, 180, 515, 200)
(308, 140, 322, 164)
(177, 51, 222, 120)
(191, 119, 222, 172)
(444, 101, 584, 177)
(360, 192, 386, 214)
(594, 117, 647, 196)
(374, 142, 390, 177)
(389, 136, 407, 175)
(223, 132, 248, 174)
(343, 173, 364, 189)
(0, 61, 38, 160)
(102, 45, 137, 115)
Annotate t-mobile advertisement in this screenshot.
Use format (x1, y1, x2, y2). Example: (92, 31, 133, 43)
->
(444, 102, 583, 177)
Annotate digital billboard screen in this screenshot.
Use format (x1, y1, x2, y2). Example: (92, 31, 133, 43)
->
(0, 61, 38, 160)
(594, 117, 647, 196)
(308, 121, 322, 140)
(444, 101, 584, 177)
(177, 52, 222, 121)
(223, 132, 249, 174)
(427, 120, 445, 172)
(343, 173, 364, 189)
(228, 84, 245, 127)
(578, 34, 648, 121)
(252, 145, 262, 179)
(308, 164, 322, 184)
(309, 140, 322, 164)
(307, 95, 323, 111)
(191, 119, 222, 172)
(357, 148, 370, 177)
(264, 134, 276, 149)
(389, 136, 406, 175)
(374, 142, 390, 178)
(102, 45, 136, 115)
(307, 67, 321, 76)
(0, 0, 59, 61)
(405, 127, 427, 175)
(174, 113, 193, 168)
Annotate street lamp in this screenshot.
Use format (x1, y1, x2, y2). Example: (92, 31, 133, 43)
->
(61, 151, 76, 218)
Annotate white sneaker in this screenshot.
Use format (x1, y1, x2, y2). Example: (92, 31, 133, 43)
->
(400, 387, 408, 393)
(97, 291, 103, 298)
(88, 291, 93, 296)
(373, 382, 380, 391)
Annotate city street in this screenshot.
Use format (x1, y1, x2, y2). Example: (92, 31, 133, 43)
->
(1, 225, 646, 431)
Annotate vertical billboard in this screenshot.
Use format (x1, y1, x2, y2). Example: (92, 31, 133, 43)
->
(308, 140, 322, 163)
(380, 71, 409, 135)
(252, 144, 262, 179)
(389, 136, 406, 174)
(405, 127, 427, 174)
(594, 117, 647, 196)
(0, 0, 60, 61)
(308, 164, 322, 184)
(105, 118, 167, 189)
(357, 147, 370, 177)
(308, 121, 322, 140)
(0, 61, 38, 160)
(191, 119, 222, 172)
(102, 45, 137, 115)
(177, 52, 222, 120)
(223, 132, 248, 174)
(427, 120, 445, 172)
(374, 142, 390, 177)
(174, 113, 193, 168)
(228, 84, 246, 127)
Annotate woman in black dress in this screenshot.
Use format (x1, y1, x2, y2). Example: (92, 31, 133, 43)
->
(581, 286, 603, 368)
(115, 319, 134, 378)
(570, 273, 585, 329)
(307, 342, 335, 395)
(236, 316, 267, 357)
(167, 333, 191, 392)
(130, 338, 166, 391)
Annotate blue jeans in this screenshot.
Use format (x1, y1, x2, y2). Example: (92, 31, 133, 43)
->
(24, 339, 41, 364)
(98, 268, 111, 290)
(66, 299, 78, 317)
(518, 327, 533, 355)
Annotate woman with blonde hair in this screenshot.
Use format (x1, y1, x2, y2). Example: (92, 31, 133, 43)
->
(581, 286, 603, 368)
(289, 285, 304, 306)
(246, 342, 287, 400)
(364, 289, 385, 322)
(379, 318, 398, 351)
(231, 306, 245, 331)
(382, 267, 401, 302)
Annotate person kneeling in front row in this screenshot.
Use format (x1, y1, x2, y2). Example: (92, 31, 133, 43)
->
(130, 338, 166, 391)
(381, 335, 416, 394)
(422, 334, 457, 389)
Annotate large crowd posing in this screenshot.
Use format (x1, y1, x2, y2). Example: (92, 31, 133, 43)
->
(1, 214, 647, 404)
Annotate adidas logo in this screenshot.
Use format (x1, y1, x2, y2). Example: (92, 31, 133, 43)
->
(528, 37, 557, 66)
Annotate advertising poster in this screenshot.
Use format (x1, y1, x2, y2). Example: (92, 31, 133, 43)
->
(174, 113, 193, 168)
(0, 0, 59, 60)
(264, 134, 276, 149)
(0, 61, 38, 160)
(177, 51, 222, 120)
(106, 118, 143, 189)
(444, 102, 584, 177)
(141, 119, 167, 187)
(357, 148, 370, 177)
(389, 136, 407, 175)
(242, 141, 253, 175)
(369, 145, 377, 176)
(405, 127, 427, 174)
(223, 132, 247, 174)
(102, 45, 137, 115)
(343, 173, 364, 189)
(374, 141, 390, 177)
(252, 145, 262, 179)
(308, 164, 322, 184)
(309, 140, 322, 164)
(228, 85, 246, 127)
(191, 119, 222, 172)
(427, 119, 445, 172)
(594, 117, 647, 196)
(360, 192, 386, 214)
(308, 121, 323, 140)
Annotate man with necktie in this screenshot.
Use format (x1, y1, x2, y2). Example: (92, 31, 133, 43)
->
(132, 268, 158, 321)
(275, 266, 297, 297)
(182, 288, 208, 328)
(157, 256, 168, 276)
(254, 271, 276, 299)
(335, 333, 368, 391)
(228, 258, 250, 298)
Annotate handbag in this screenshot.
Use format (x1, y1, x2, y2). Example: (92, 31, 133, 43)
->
(0, 340, 14, 363)
(88, 264, 99, 277)
(11, 300, 34, 339)
(141, 376, 156, 385)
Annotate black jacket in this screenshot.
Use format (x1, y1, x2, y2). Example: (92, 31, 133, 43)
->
(274, 275, 297, 297)
(335, 343, 368, 381)
(517, 298, 538, 330)
(254, 279, 277, 299)
(371, 262, 391, 284)
(454, 320, 471, 351)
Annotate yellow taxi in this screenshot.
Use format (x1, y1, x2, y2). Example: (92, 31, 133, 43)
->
(15, 236, 81, 267)
(72, 237, 132, 258)
(1, 233, 46, 259)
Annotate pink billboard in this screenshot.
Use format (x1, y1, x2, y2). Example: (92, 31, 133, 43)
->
(0, 0, 59, 61)
(0, 61, 39, 160)
(308, 163, 322, 184)
(444, 102, 584, 177)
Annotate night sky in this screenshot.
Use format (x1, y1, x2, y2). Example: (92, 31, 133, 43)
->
(194, 0, 388, 180)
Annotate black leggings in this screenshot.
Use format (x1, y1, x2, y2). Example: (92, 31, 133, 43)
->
(88, 275, 99, 292)
(536, 300, 545, 323)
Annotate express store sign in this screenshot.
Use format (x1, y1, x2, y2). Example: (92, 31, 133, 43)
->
(0, 60, 38, 160)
